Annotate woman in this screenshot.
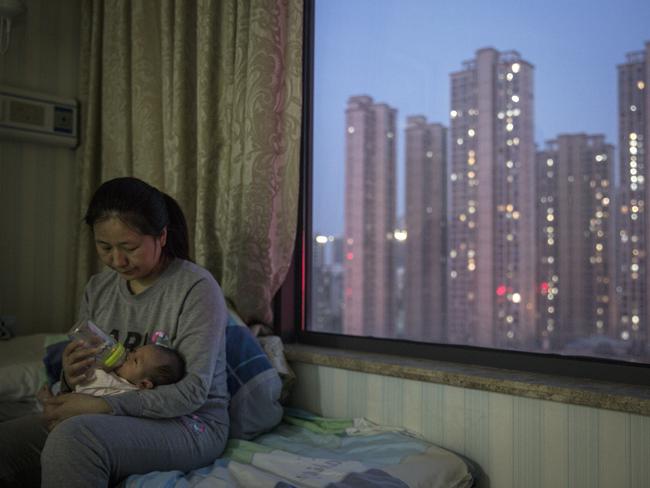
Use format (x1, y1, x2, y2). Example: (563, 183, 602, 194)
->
(0, 177, 229, 487)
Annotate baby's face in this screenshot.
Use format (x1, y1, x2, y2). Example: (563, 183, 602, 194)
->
(114, 344, 161, 385)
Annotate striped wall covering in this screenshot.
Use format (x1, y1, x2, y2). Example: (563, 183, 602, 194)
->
(289, 361, 650, 488)
(0, 0, 81, 335)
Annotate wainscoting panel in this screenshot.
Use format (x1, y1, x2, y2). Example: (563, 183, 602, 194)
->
(289, 361, 649, 488)
(0, 0, 81, 335)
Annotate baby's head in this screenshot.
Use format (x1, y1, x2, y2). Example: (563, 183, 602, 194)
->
(115, 344, 186, 389)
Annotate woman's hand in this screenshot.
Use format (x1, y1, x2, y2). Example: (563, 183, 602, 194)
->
(61, 340, 101, 389)
(41, 393, 112, 431)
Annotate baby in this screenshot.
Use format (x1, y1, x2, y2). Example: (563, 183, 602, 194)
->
(39, 344, 185, 400)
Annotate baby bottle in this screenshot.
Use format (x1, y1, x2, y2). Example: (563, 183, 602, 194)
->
(68, 319, 126, 370)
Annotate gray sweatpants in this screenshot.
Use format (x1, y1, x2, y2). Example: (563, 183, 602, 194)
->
(0, 413, 228, 487)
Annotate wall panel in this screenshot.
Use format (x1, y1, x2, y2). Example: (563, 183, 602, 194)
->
(290, 361, 649, 488)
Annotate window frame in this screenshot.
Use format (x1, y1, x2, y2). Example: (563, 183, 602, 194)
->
(274, 0, 650, 388)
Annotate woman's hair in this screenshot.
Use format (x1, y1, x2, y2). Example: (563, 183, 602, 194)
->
(84, 177, 190, 261)
(149, 346, 187, 387)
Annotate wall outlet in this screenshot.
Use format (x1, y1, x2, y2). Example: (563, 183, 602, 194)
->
(0, 315, 16, 339)
(9, 99, 46, 126)
(0, 85, 79, 147)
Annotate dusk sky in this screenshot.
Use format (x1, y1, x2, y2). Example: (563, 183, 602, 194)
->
(312, 0, 650, 236)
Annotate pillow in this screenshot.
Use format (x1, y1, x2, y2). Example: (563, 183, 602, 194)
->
(225, 313, 284, 439)
(0, 334, 68, 401)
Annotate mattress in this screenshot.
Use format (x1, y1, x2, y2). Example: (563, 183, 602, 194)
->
(124, 408, 476, 488)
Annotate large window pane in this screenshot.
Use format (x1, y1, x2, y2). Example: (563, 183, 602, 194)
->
(309, 0, 650, 364)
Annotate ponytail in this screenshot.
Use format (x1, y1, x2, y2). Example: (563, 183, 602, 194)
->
(161, 193, 190, 261)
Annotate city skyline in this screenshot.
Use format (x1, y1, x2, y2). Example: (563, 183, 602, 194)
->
(313, 0, 650, 236)
(311, 40, 650, 362)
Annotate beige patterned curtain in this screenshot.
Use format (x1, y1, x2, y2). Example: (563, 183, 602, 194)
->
(74, 0, 303, 327)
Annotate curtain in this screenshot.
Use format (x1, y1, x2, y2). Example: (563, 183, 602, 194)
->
(74, 0, 303, 327)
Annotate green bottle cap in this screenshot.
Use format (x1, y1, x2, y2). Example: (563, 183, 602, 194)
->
(104, 342, 125, 368)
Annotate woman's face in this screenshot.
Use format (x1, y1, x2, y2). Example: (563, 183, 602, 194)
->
(93, 216, 167, 285)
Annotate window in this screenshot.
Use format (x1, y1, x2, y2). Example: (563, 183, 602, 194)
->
(292, 0, 650, 384)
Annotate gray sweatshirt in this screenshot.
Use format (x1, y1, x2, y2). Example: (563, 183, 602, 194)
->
(76, 258, 229, 431)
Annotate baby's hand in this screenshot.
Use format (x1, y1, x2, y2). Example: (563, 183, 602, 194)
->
(36, 384, 54, 404)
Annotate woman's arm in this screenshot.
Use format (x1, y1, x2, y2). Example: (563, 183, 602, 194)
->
(101, 277, 227, 418)
(42, 393, 112, 431)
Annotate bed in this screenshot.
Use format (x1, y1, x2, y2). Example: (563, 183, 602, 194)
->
(0, 333, 478, 487)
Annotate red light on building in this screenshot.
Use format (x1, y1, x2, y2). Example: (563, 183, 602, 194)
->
(496, 284, 507, 296)
(539, 282, 549, 294)
(346, 252, 354, 260)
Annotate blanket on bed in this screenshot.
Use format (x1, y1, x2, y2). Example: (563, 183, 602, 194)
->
(125, 408, 474, 488)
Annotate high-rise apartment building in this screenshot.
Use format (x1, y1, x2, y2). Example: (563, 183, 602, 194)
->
(403, 116, 447, 342)
(311, 235, 344, 333)
(536, 135, 615, 352)
(616, 42, 650, 356)
(311, 235, 326, 331)
(343, 96, 397, 336)
(447, 48, 536, 349)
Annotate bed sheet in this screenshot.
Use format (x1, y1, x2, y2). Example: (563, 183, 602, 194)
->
(125, 408, 475, 488)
